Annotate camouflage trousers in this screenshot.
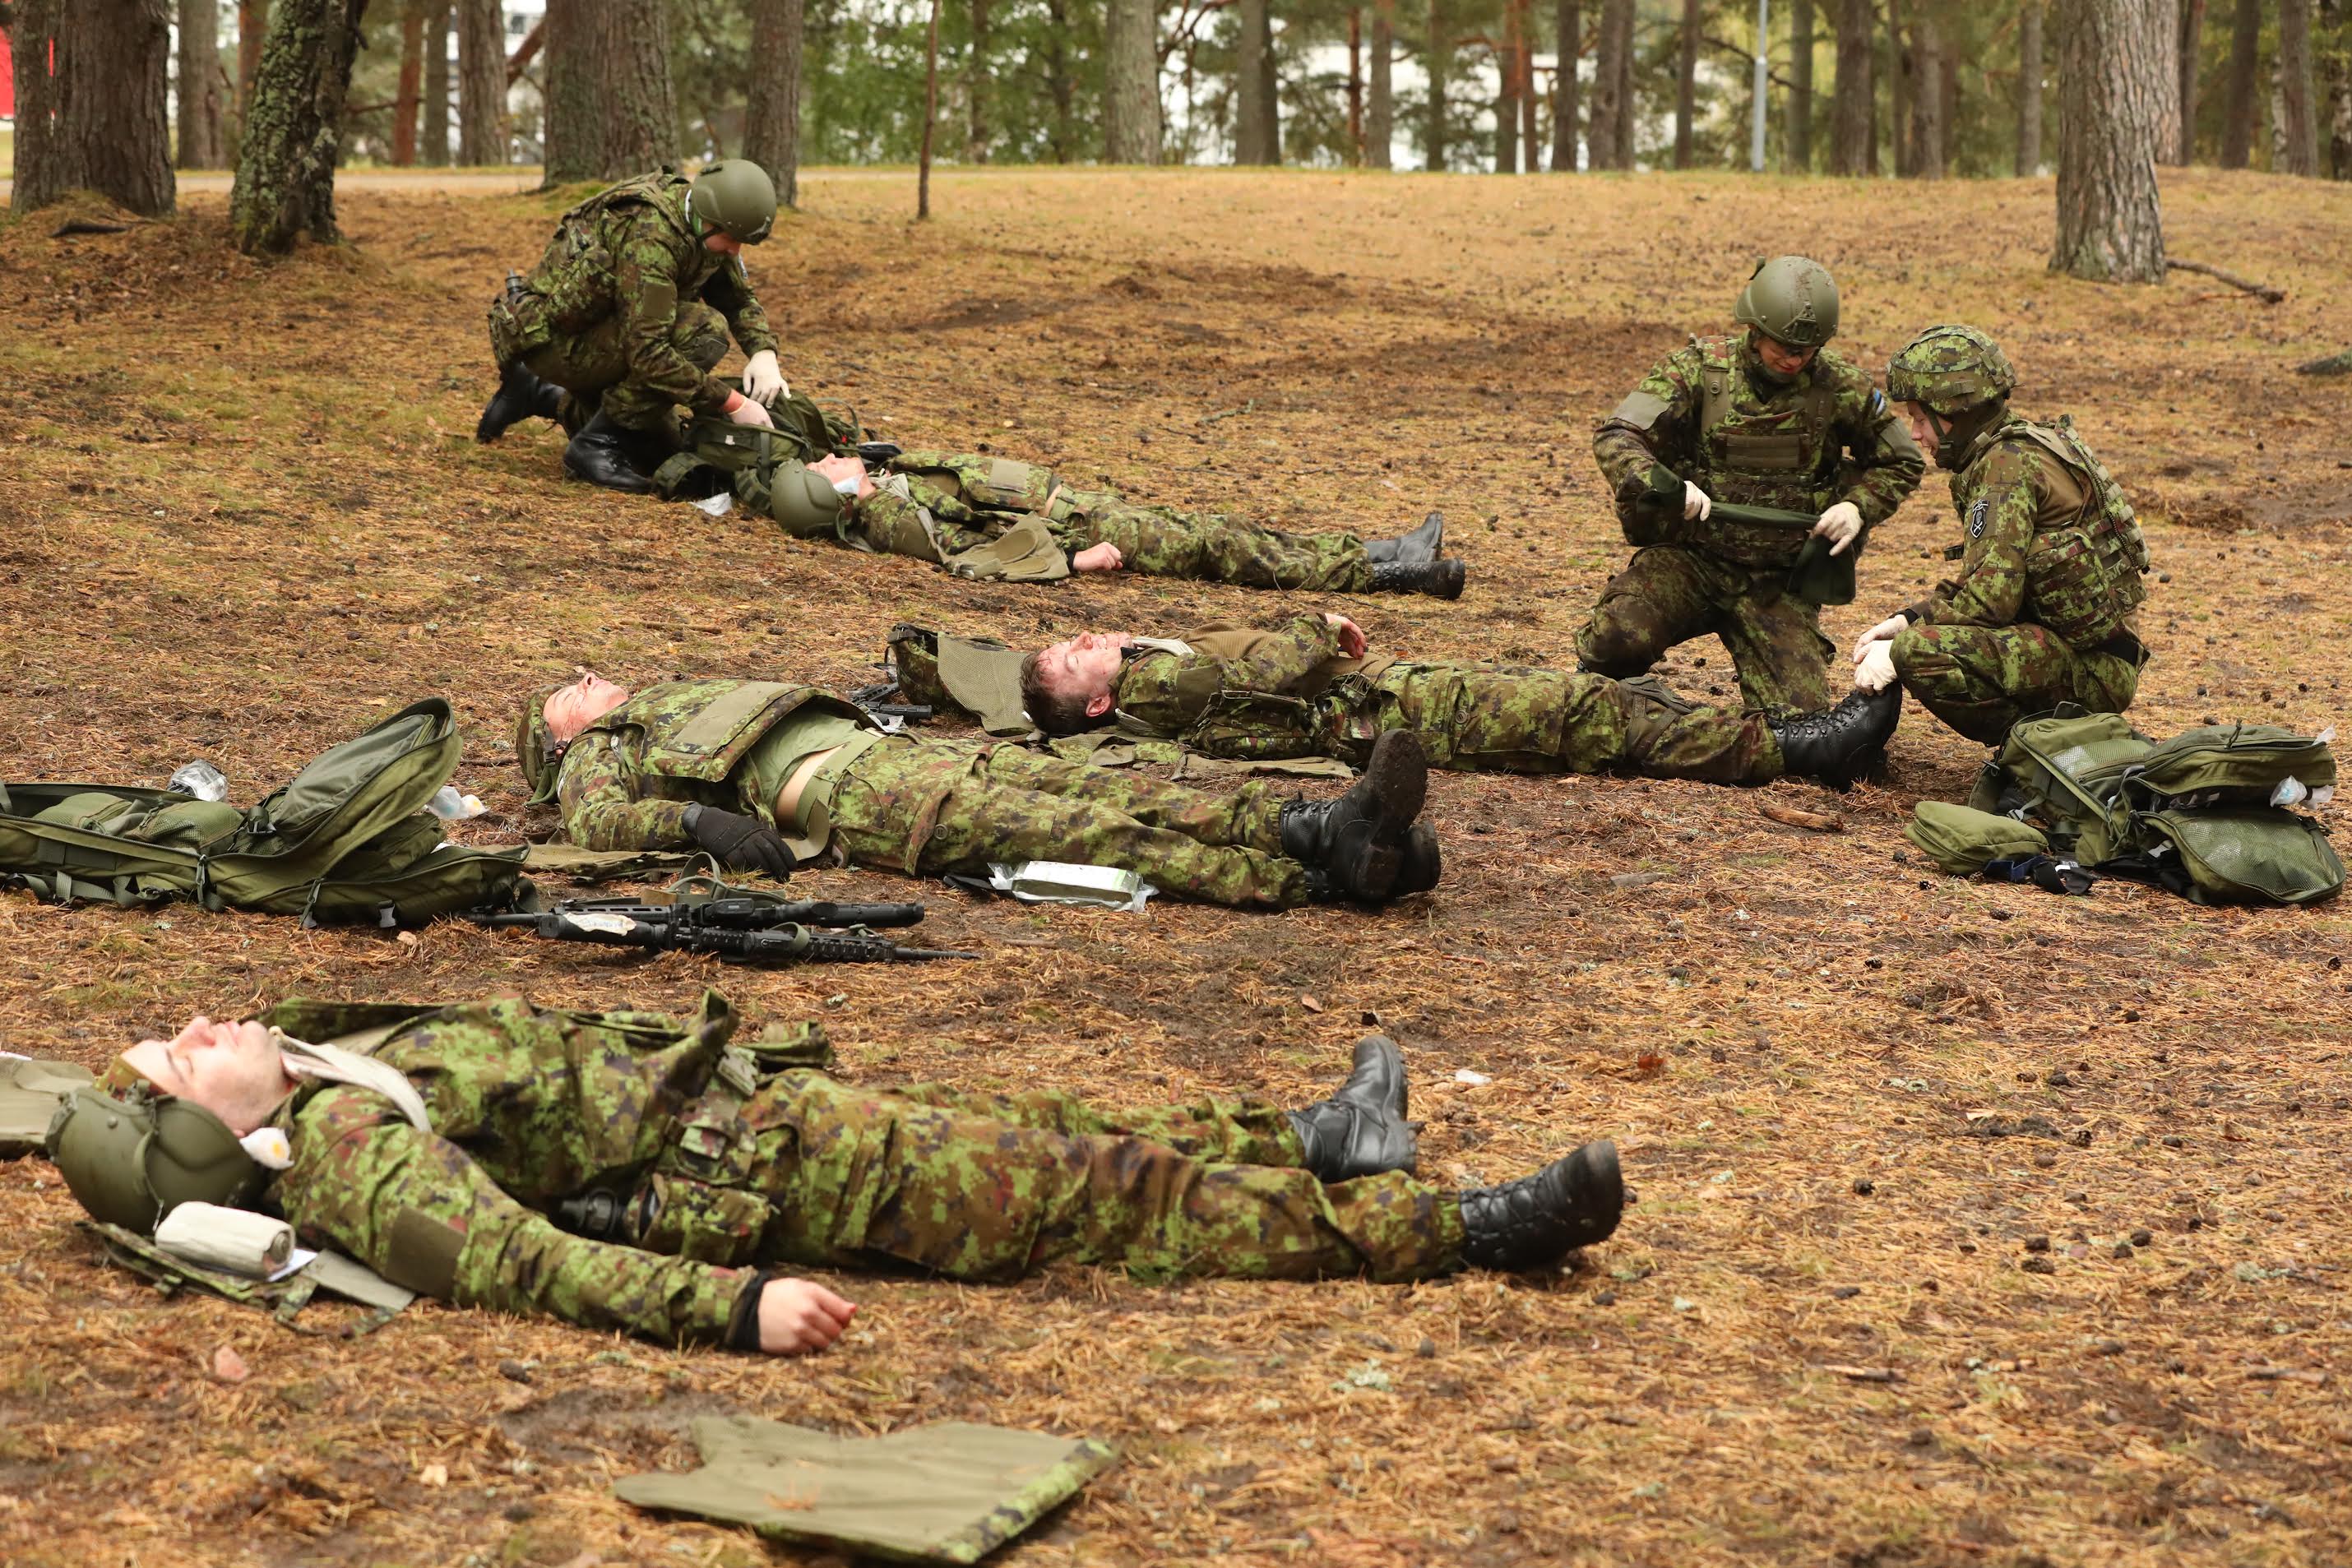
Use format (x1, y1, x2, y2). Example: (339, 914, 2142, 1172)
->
(1891, 621, 2142, 744)
(1575, 544, 1834, 716)
(826, 736, 1313, 908)
(517, 301, 731, 435)
(1043, 490, 1373, 591)
(669, 1071, 1463, 1284)
(1321, 663, 1780, 784)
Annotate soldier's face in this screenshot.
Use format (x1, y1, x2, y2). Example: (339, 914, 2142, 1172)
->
(1901, 403, 1943, 465)
(1755, 335, 1818, 377)
(811, 452, 876, 501)
(1035, 632, 1132, 715)
(123, 1016, 294, 1134)
(544, 672, 632, 744)
(703, 233, 744, 257)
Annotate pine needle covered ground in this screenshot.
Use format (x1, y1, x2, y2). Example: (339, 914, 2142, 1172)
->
(2, 166, 2349, 1567)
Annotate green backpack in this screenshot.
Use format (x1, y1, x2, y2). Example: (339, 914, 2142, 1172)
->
(651, 388, 859, 508)
(1938, 710, 2342, 906)
(0, 700, 530, 927)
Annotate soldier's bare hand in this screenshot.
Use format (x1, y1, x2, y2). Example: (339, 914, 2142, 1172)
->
(1072, 543, 1125, 572)
(1322, 613, 1367, 658)
(1850, 613, 1910, 664)
(1813, 501, 1864, 557)
(757, 1278, 858, 1355)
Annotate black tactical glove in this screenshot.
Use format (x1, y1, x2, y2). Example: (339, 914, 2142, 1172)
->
(683, 803, 795, 879)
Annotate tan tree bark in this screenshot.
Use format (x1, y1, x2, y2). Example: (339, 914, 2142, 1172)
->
(1588, 0, 1632, 169)
(2149, 0, 2184, 163)
(456, 0, 504, 165)
(743, 0, 803, 204)
(1674, 0, 1699, 168)
(422, 2, 451, 164)
(1368, 0, 1396, 167)
(1236, 0, 1276, 163)
(2175, 0, 2207, 162)
(392, 0, 427, 166)
(541, 0, 678, 185)
(1888, 0, 1910, 173)
(1497, 30, 1521, 172)
(1550, 0, 1581, 170)
(11, 0, 176, 214)
(178, 0, 228, 169)
(1787, 0, 1815, 169)
(2325, 0, 2352, 176)
(2053, 0, 2169, 281)
(2220, 0, 2262, 166)
(1104, 0, 1162, 163)
(237, 0, 268, 115)
(2280, 0, 2323, 171)
(1910, 14, 1944, 176)
(1831, 0, 1873, 173)
(2018, 0, 2044, 173)
(965, 0, 992, 162)
(1424, 0, 1454, 169)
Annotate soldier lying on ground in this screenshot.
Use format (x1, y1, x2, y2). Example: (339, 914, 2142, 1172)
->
(1849, 326, 2152, 742)
(1012, 611, 1902, 787)
(476, 160, 795, 493)
(1581, 257, 1926, 717)
(48, 998, 1626, 1353)
(521, 671, 1439, 906)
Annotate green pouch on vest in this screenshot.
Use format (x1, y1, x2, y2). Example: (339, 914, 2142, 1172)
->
(1905, 802, 2051, 877)
(887, 626, 1033, 735)
(2131, 808, 2345, 906)
(614, 1415, 1118, 1565)
(2124, 724, 2337, 812)
(1, 1056, 92, 1159)
(940, 514, 1071, 584)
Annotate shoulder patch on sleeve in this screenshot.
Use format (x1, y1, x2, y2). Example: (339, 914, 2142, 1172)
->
(384, 1206, 466, 1298)
(1609, 390, 1674, 431)
(1868, 388, 1887, 418)
(635, 275, 678, 320)
(1966, 497, 1991, 539)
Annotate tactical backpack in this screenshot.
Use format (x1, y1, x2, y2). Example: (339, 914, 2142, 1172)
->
(651, 389, 860, 515)
(0, 699, 530, 927)
(1919, 710, 2342, 905)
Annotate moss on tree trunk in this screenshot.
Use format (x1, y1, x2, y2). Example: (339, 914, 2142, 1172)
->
(227, 0, 367, 256)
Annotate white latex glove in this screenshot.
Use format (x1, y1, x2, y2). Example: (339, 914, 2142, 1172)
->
(1683, 481, 1713, 521)
(725, 392, 774, 428)
(742, 349, 788, 405)
(1850, 612, 1911, 664)
(1854, 640, 1899, 693)
(1813, 500, 1864, 556)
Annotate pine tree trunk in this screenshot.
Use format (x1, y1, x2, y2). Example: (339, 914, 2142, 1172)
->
(1348, 8, 1365, 160)
(11, 0, 176, 214)
(2280, 0, 2322, 171)
(1521, 20, 1540, 162)
(237, 0, 268, 115)
(1589, 0, 1631, 168)
(1498, 36, 1521, 172)
(1612, 0, 1634, 164)
(1103, 0, 1161, 163)
(178, 0, 227, 169)
(1910, 15, 1943, 175)
(1237, 0, 1273, 162)
(1044, 0, 1075, 160)
(743, 0, 803, 204)
(2150, 0, 2183, 163)
(2017, 0, 2044, 173)
(1368, 0, 1396, 167)
(456, 0, 503, 164)
(1831, 0, 1873, 173)
(1888, 0, 1910, 173)
(965, 0, 991, 162)
(1261, 12, 1283, 160)
(1551, 0, 1581, 170)
(2326, 0, 2352, 175)
(228, 0, 364, 252)
(542, 0, 678, 186)
(1424, 0, 1452, 169)
(393, 1, 426, 165)
(1674, 0, 1699, 167)
(2220, 0, 2262, 167)
(422, 2, 451, 164)
(2053, 0, 2168, 281)
(2176, 0, 2207, 162)
(1788, 0, 1814, 170)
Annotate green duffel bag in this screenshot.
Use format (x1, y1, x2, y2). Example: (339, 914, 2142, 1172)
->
(1905, 801, 2052, 876)
(2130, 808, 2345, 906)
(2125, 723, 2337, 812)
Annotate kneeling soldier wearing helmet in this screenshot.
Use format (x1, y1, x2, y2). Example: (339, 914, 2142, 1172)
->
(49, 1000, 1626, 1353)
(1582, 257, 1927, 717)
(476, 160, 792, 495)
(1850, 325, 2153, 742)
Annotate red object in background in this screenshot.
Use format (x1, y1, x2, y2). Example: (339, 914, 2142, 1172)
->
(1, 28, 16, 120)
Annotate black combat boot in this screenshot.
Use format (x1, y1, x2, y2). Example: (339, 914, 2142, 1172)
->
(1288, 1034, 1416, 1182)
(1364, 512, 1446, 567)
(1368, 557, 1466, 599)
(475, 362, 563, 444)
(1279, 730, 1428, 902)
(1767, 683, 1904, 788)
(1460, 1140, 1624, 1270)
(563, 409, 662, 495)
(1392, 821, 1441, 895)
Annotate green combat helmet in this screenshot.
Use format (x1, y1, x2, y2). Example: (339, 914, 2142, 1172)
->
(1733, 257, 1840, 349)
(765, 460, 849, 538)
(517, 682, 569, 805)
(48, 1084, 263, 1233)
(689, 160, 779, 246)
(1885, 324, 2016, 417)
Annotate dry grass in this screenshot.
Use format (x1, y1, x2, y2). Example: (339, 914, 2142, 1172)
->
(2, 165, 2350, 1567)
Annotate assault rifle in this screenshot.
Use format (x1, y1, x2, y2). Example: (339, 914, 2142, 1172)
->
(473, 894, 973, 964)
(1635, 463, 1855, 606)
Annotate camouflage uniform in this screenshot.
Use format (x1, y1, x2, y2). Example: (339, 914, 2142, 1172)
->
(1102, 616, 1780, 784)
(179, 994, 1464, 1348)
(546, 679, 1318, 908)
(1583, 335, 1926, 715)
(1891, 416, 2151, 743)
(488, 168, 780, 435)
(847, 452, 1375, 590)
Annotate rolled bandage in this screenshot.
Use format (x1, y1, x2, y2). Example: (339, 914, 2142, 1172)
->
(154, 1201, 294, 1278)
